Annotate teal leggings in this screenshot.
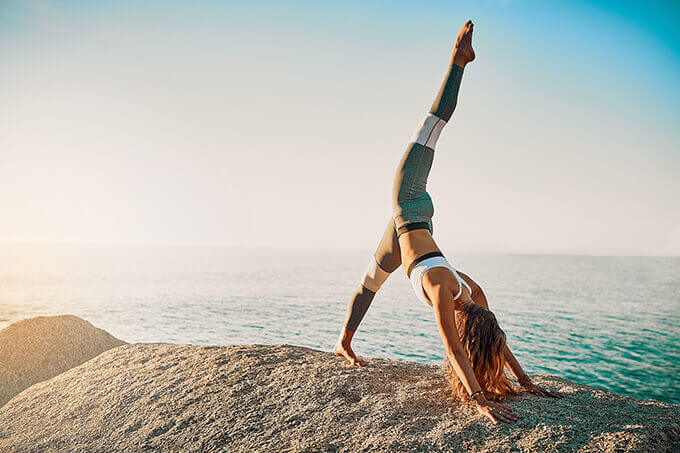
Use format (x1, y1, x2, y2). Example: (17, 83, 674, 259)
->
(392, 63, 464, 235)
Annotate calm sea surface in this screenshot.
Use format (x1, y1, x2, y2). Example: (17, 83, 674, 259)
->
(1, 246, 678, 404)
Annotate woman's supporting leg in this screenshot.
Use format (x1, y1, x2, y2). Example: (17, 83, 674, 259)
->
(344, 220, 401, 332)
(335, 220, 401, 366)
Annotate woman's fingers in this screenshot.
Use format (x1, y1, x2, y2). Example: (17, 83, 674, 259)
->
(491, 405, 518, 422)
(494, 410, 516, 423)
(483, 409, 518, 424)
(532, 384, 566, 398)
(532, 387, 547, 397)
(526, 383, 548, 396)
(495, 402, 515, 414)
(546, 389, 564, 398)
(480, 403, 520, 424)
(493, 412, 507, 423)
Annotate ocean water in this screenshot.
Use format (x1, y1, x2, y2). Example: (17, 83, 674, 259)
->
(1, 246, 678, 405)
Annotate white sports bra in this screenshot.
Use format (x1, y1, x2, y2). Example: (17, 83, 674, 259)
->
(408, 255, 471, 306)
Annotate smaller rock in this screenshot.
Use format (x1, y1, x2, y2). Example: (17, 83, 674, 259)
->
(0, 315, 125, 406)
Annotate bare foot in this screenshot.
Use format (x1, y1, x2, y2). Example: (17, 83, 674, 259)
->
(451, 20, 475, 68)
(334, 340, 367, 367)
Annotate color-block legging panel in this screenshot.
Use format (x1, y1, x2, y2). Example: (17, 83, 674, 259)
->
(344, 220, 400, 331)
(392, 63, 464, 235)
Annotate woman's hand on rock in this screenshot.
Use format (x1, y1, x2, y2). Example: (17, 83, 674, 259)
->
(521, 380, 564, 398)
(474, 398, 519, 424)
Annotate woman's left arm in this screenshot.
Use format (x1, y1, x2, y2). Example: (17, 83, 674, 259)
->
(457, 271, 565, 398)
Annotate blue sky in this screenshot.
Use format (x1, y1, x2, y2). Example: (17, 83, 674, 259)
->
(1, 1, 679, 254)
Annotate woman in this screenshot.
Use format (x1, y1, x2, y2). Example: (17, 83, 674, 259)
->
(335, 20, 563, 424)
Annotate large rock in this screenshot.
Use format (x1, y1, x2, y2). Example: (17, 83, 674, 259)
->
(0, 342, 677, 452)
(0, 315, 125, 407)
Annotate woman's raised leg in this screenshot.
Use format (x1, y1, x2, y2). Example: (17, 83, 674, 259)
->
(392, 21, 472, 237)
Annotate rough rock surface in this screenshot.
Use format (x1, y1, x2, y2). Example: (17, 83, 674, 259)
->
(0, 315, 125, 407)
(0, 342, 678, 452)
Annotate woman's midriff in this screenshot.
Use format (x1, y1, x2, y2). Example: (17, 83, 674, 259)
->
(397, 229, 441, 274)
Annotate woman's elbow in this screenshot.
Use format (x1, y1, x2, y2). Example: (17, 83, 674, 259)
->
(449, 344, 468, 357)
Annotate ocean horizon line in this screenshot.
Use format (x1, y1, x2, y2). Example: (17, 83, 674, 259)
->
(1, 242, 679, 259)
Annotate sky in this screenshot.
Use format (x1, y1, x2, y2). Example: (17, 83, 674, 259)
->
(1, 0, 679, 255)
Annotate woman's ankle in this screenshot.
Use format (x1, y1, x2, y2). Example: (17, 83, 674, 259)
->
(339, 327, 355, 345)
(451, 49, 470, 68)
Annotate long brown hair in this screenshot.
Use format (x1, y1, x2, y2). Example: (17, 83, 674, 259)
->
(442, 301, 520, 403)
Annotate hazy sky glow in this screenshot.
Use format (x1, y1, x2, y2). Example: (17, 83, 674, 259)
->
(1, 0, 679, 255)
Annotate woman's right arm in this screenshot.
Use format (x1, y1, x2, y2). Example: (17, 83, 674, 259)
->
(429, 281, 519, 424)
(457, 271, 565, 399)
